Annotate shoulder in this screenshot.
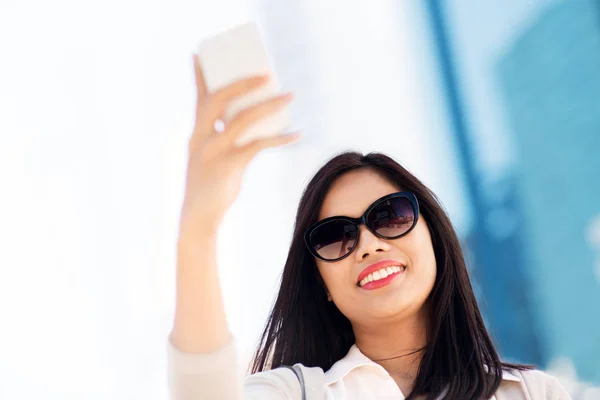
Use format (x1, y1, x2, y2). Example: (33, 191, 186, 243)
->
(244, 364, 326, 399)
(504, 368, 572, 400)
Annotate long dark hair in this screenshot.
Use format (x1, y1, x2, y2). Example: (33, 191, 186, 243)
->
(250, 151, 531, 399)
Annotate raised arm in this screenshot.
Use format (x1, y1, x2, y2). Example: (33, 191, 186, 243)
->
(168, 53, 300, 399)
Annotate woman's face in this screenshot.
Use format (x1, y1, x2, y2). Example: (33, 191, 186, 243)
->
(315, 168, 437, 325)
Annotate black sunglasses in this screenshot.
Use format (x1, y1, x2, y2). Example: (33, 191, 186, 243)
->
(304, 192, 419, 262)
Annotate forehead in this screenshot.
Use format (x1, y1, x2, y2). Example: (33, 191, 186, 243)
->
(318, 169, 401, 220)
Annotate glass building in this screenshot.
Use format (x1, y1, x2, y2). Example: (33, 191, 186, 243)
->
(426, 0, 600, 384)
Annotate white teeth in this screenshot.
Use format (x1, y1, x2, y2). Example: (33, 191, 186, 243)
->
(359, 265, 405, 287)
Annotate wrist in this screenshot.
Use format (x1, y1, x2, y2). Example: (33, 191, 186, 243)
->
(177, 229, 217, 252)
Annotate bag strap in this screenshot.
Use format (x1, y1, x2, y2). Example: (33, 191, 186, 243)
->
(282, 365, 306, 400)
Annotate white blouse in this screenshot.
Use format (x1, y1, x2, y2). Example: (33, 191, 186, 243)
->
(168, 338, 572, 399)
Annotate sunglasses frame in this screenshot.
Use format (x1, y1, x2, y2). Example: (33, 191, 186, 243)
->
(304, 191, 420, 262)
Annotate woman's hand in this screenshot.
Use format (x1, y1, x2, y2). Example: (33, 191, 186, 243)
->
(178, 54, 301, 241)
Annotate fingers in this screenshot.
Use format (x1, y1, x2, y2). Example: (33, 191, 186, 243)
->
(221, 93, 294, 146)
(237, 132, 303, 165)
(199, 75, 270, 132)
(190, 53, 270, 148)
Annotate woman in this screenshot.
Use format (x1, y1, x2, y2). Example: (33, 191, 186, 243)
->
(167, 54, 571, 399)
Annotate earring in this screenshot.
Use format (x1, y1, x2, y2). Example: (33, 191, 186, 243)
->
(326, 292, 332, 302)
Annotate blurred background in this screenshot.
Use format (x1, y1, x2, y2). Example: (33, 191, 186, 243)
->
(0, 0, 598, 398)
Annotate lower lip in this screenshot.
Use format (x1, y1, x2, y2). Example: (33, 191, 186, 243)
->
(359, 268, 405, 290)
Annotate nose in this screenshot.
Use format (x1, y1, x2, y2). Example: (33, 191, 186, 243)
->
(354, 224, 391, 261)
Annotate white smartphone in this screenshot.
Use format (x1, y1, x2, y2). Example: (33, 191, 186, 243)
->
(196, 21, 290, 147)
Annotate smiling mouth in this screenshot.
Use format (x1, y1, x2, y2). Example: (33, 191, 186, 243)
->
(357, 265, 406, 288)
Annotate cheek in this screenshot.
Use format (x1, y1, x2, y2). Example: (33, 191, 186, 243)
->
(316, 262, 338, 292)
(316, 261, 353, 296)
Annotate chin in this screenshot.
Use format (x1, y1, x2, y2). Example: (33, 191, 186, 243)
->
(364, 296, 419, 320)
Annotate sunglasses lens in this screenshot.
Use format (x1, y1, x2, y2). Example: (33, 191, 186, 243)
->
(310, 220, 358, 261)
(367, 196, 416, 237)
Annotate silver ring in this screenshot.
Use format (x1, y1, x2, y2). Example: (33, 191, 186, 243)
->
(214, 119, 226, 133)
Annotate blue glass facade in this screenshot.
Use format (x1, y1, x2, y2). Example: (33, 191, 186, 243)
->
(426, 0, 600, 384)
(496, 0, 600, 383)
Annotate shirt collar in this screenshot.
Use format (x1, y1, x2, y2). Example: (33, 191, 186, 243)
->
(324, 344, 521, 385)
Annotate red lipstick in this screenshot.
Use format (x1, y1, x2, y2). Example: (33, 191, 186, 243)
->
(357, 259, 406, 290)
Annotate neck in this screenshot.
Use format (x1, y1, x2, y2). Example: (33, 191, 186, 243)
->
(352, 307, 428, 381)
